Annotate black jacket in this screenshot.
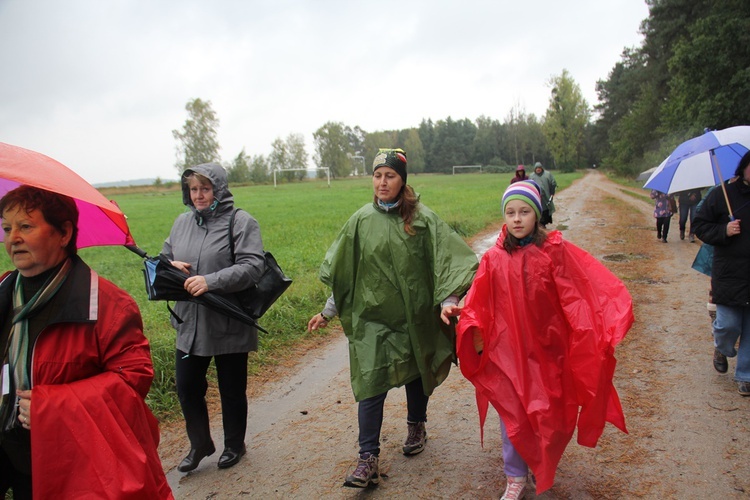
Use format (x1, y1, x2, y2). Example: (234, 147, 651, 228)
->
(693, 179, 750, 307)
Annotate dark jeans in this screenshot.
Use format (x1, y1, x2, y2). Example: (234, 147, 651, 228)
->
(176, 349, 249, 450)
(358, 377, 429, 456)
(656, 217, 671, 240)
(0, 446, 32, 500)
(679, 202, 698, 234)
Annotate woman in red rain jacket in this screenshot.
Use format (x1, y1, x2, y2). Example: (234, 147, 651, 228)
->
(0, 186, 172, 500)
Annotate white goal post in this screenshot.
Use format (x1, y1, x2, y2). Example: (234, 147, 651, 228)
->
(273, 168, 330, 187)
(452, 165, 482, 175)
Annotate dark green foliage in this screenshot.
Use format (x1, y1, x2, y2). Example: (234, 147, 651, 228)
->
(595, 0, 750, 177)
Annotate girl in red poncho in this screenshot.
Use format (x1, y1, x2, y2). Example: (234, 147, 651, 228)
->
(452, 180, 633, 499)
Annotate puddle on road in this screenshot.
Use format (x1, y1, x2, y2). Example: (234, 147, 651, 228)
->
(473, 232, 498, 257)
(602, 253, 649, 262)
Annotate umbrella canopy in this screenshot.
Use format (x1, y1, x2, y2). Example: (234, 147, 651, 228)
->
(643, 126, 750, 194)
(143, 254, 268, 334)
(0, 142, 135, 248)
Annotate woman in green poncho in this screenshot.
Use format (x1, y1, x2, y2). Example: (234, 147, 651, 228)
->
(307, 149, 478, 488)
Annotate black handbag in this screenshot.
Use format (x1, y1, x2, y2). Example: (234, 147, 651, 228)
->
(229, 209, 293, 319)
(234, 251, 292, 319)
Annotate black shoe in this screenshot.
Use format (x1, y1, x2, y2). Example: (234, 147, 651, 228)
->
(713, 348, 728, 374)
(662, 238, 668, 243)
(218, 444, 247, 469)
(680, 229, 685, 240)
(177, 444, 216, 472)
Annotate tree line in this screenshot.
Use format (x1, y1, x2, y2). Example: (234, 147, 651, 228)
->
(172, 70, 584, 185)
(171, 0, 750, 183)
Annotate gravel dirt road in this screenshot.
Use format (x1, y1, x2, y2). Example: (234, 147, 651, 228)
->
(157, 170, 750, 498)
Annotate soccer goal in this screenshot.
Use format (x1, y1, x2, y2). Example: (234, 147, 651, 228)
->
(273, 168, 330, 187)
(452, 165, 482, 175)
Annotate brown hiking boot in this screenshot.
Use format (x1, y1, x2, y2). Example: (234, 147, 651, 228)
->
(403, 421, 427, 455)
(344, 452, 379, 488)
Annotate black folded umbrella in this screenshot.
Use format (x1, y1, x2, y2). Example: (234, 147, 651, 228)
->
(139, 252, 269, 334)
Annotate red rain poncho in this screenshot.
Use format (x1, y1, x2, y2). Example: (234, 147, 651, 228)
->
(457, 228, 633, 494)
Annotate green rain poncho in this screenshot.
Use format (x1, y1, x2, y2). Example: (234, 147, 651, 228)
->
(320, 201, 478, 401)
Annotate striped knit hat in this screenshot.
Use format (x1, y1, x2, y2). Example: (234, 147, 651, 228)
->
(502, 180, 542, 219)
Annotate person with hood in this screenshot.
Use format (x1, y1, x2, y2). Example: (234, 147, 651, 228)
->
(306, 149, 478, 488)
(693, 150, 750, 396)
(162, 163, 265, 472)
(451, 180, 633, 498)
(510, 165, 528, 184)
(0, 186, 172, 499)
(528, 162, 557, 226)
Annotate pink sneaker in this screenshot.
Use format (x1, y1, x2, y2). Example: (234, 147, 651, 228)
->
(501, 475, 527, 500)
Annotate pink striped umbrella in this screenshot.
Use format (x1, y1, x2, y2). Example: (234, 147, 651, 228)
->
(0, 142, 135, 249)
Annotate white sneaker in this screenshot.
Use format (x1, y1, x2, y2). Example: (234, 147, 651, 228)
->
(501, 475, 527, 500)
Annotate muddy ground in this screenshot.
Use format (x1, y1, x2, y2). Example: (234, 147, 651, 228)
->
(157, 170, 750, 498)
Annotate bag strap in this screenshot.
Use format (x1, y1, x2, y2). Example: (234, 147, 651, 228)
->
(228, 208, 241, 262)
(229, 208, 269, 266)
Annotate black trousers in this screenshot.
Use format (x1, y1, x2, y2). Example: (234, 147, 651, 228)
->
(656, 216, 671, 240)
(0, 445, 32, 500)
(357, 377, 429, 456)
(176, 350, 249, 450)
(540, 209, 552, 226)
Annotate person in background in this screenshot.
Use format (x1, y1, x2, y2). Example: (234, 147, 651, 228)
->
(510, 164, 528, 184)
(677, 188, 702, 242)
(451, 180, 633, 499)
(0, 186, 172, 499)
(163, 163, 265, 472)
(307, 149, 478, 488)
(693, 151, 750, 396)
(651, 189, 675, 243)
(528, 162, 557, 226)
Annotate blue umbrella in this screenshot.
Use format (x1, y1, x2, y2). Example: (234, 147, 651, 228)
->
(644, 126, 750, 194)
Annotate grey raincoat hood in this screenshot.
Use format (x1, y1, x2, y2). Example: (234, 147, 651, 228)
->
(181, 162, 234, 225)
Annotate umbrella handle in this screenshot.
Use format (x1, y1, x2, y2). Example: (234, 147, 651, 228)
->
(711, 150, 735, 220)
(125, 245, 149, 258)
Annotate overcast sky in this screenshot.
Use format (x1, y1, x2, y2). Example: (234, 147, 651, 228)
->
(0, 0, 649, 185)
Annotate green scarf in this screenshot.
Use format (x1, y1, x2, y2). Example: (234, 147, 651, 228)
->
(0, 258, 72, 432)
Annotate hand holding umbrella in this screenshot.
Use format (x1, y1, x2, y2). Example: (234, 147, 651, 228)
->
(142, 253, 269, 333)
(727, 219, 741, 237)
(184, 274, 209, 297)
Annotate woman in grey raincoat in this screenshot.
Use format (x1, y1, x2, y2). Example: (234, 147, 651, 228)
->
(307, 149, 478, 488)
(162, 163, 265, 472)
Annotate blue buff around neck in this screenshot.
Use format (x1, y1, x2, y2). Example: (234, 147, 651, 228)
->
(377, 199, 401, 211)
(518, 235, 534, 247)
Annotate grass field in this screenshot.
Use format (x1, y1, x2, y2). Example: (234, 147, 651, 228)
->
(1, 171, 581, 420)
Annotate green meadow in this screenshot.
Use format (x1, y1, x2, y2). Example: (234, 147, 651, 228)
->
(1, 171, 580, 420)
